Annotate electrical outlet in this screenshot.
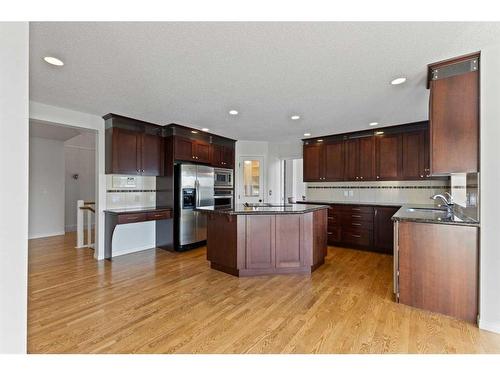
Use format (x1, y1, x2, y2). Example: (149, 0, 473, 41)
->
(343, 190, 348, 197)
(349, 190, 354, 197)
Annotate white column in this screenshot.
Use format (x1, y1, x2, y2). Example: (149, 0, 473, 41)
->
(76, 200, 84, 248)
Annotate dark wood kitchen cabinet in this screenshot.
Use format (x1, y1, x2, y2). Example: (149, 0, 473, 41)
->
(375, 133, 401, 180)
(373, 206, 400, 253)
(344, 136, 375, 181)
(106, 127, 163, 176)
(211, 143, 234, 168)
(174, 136, 211, 163)
(324, 139, 344, 181)
(303, 141, 324, 181)
(428, 53, 479, 175)
(401, 130, 429, 180)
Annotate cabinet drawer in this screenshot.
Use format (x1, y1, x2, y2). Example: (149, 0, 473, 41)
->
(327, 226, 341, 243)
(343, 220, 373, 231)
(146, 210, 172, 221)
(336, 205, 374, 214)
(117, 213, 147, 224)
(343, 229, 372, 247)
(341, 212, 373, 224)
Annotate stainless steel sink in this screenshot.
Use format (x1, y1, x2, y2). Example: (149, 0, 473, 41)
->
(406, 207, 448, 213)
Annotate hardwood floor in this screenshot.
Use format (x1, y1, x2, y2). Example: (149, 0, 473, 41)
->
(28, 232, 500, 354)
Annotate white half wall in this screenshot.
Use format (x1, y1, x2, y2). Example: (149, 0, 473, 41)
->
(29, 137, 65, 239)
(479, 44, 500, 334)
(29, 101, 106, 260)
(0, 22, 29, 353)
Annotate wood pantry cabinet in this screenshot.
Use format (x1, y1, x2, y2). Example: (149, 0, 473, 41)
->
(428, 53, 479, 175)
(303, 121, 435, 182)
(105, 126, 163, 176)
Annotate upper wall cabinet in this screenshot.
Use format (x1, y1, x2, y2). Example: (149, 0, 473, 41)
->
(428, 53, 479, 175)
(211, 143, 235, 169)
(303, 122, 435, 183)
(104, 115, 164, 176)
(174, 136, 211, 163)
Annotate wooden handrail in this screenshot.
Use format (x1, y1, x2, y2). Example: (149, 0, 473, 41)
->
(79, 206, 95, 213)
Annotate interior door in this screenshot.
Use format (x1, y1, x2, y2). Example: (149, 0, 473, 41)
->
(238, 156, 264, 204)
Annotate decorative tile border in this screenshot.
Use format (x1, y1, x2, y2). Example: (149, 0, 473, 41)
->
(307, 185, 450, 190)
(107, 189, 157, 193)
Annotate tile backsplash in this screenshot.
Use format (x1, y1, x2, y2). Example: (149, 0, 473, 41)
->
(306, 179, 450, 205)
(106, 175, 157, 209)
(451, 172, 479, 220)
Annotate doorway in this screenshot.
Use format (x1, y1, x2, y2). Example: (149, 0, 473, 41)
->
(238, 156, 265, 204)
(282, 158, 305, 204)
(29, 120, 98, 252)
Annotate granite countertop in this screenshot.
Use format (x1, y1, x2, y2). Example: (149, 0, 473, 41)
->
(104, 206, 172, 215)
(392, 204, 480, 227)
(296, 200, 403, 207)
(196, 203, 329, 215)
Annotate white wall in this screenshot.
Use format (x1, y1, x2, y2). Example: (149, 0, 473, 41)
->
(479, 44, 500, 333)
(29, 102, 107, 259)
(64, 133, 96, 232)
(29, 137, 65, 239)
(0, 22, 29, 353)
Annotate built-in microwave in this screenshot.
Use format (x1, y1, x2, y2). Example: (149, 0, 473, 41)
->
(214, 168, 233, 187)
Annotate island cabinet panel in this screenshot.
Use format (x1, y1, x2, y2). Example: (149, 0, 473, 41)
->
(275, 215, 303, 269)
(303, 143, 324, 181)
(397, 221, 478, 323)
(206, 213, 238, 275)
(429, 54, 479, 175)
(324, 140, 344, 181)
(245, 215, 275, 270)
(375, 133, 401, 180)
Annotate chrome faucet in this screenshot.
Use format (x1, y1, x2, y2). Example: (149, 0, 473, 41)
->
(431, 192, 454, 210)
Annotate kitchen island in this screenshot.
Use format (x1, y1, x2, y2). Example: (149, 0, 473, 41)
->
(197, 204, 328, 277)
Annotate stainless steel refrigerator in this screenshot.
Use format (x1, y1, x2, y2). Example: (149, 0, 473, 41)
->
(174, 164, 214, 250)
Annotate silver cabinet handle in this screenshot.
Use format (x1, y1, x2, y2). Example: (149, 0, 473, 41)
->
(352, 223, 361, 226)
(327, 232, 333, 235)
(351, 234, 361, 238)
(352, 215, 361, 218)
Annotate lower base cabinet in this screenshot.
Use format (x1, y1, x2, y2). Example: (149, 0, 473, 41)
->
(396, 221, 478, 323)
(324, 204, 400, 254)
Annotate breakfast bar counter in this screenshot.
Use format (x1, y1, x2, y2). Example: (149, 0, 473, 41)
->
(197, 204, 328, 277)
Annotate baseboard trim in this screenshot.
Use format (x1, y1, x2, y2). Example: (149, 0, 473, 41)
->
(28, 231, 66, 240)
(478, 319, 500, 334)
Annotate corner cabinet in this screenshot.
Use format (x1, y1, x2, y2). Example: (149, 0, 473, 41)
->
(428, 53, 479, 175)
(105, 126, 163, 176)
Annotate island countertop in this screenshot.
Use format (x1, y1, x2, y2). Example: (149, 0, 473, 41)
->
(196, 203, 329, 215)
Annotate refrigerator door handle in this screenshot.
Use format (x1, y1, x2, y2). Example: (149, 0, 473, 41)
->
(195, 179, 200, 207)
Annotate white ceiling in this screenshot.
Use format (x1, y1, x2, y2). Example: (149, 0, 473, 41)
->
(29, 22, 500, 141)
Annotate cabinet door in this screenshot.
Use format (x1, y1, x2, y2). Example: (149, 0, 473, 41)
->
(303, 143, 324, 182)
(141, 133, 163, 176)
(174, 137, 195, 161)
(245, 215, 275, 269)
(324, 140, 344, 181)
(344, 139, 359, 181)
(373, 206, 400, 253)
(194, 141, 211, 163)
(430, 71, 479, 174)
(111, 128, 140, 174)
(210, 144, 224, 167)
(223, 146, 234, 168)
(375, 133, 401, 180)
(401, 131, 425, 179)
(358, 137, 375, 181)
(275, 215, 302, 269)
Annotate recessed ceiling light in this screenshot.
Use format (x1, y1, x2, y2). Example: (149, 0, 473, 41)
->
(201, 128, 209, 132)
(369, 122, 379, 126)
(291, 115, 301, 120)
(229, 110, 239, 115)
(375, 131, 385, 135)
(43, 56, 64, 66)
(191, 130, 198, 134)
(391, 77, 407, 85)
(304, 133, 311, 137)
